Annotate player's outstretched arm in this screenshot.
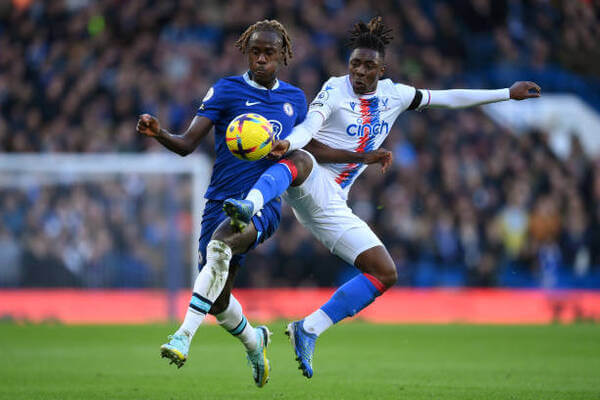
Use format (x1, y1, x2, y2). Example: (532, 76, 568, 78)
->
(304, 139, 393, 173)
(136, 114, 213, 156)
(419, 81, 541, 109)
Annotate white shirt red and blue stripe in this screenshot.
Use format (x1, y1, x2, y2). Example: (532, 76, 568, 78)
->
(308, 75, 416, 198)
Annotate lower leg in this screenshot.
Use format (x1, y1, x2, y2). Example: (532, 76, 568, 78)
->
(215, 294, 260, 352)
(303, 246, 396, 336)
(245, 151, 312, 215)
(209, 263, 271, 388)
(245, 161, 294, 214)
(175, 240, 232, 338)
(303, 272, 385, 336)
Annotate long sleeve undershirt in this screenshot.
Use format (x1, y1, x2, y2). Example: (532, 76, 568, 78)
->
(418, 88, 510, 109)
(287, 111, 325, 152)
(285, 87, 511, 152)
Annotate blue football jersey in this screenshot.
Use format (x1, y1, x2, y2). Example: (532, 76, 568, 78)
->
(197, 72, 307, 200)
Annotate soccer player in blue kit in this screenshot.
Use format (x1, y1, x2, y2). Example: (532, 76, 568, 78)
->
(136, 19, 391, 387)
(136, 20, 302, 387)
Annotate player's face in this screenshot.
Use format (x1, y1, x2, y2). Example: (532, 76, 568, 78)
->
(348, 48, 385, 95)
(247, 31, 283, 88)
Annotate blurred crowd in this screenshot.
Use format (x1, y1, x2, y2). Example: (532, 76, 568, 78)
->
(1, 0, 600, 288)
(0, 176, 192, 287)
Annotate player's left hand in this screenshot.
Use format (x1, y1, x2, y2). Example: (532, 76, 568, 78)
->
(509, 81, 541, 100)
(363, 148, 393, 173)
(267, 139, 290, 160)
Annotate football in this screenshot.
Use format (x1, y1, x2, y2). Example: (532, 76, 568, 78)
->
(225, 113, 273, 161)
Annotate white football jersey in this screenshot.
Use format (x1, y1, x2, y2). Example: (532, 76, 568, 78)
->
(308, 75, 417, 198)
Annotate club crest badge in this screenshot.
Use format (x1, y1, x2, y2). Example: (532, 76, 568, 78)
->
(317, 90, 329, 102)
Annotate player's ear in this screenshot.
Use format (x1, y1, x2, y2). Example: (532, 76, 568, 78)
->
(377, 51, 386, 75)
(279, 49, 285, 65)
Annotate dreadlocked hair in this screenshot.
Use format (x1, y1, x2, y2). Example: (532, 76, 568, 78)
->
(346, 16, 393, 56)
(235, 19, 293, 65)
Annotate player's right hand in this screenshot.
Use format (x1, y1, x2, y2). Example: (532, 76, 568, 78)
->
(267, 139, 290, 160)
(136, 114, 160, 137)
(363, 148, 393, 173)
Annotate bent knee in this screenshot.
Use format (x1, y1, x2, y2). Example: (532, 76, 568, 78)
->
(285, 151, 312, 186)
(380, 267, 398, 289)
(369, 263, 397, 290)
(356, 247, 398, 289)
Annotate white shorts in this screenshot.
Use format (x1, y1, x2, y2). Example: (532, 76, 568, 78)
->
(282, 150, 383, 265)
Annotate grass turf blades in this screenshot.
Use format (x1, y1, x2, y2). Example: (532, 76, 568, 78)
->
(0, 323, 598, 400)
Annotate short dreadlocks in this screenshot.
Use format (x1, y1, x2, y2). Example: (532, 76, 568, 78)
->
(346, 16, 393, 56)
(235, 19, 293, 66)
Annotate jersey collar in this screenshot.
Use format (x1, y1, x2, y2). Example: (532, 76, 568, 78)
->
(243, 71, 280, 90)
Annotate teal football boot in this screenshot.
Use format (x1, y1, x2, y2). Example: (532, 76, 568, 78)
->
(246, 326, 272, 387)
(285, 320, 317, 378)
(160, 333, 190, 368)
(223, 198, 254, 232)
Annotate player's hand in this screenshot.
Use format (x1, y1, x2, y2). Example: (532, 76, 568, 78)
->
(363, 148, 393, 173)
(509, 81, 541, 100)
(267, 139, 290, 160)
(136, 114, 160, 137)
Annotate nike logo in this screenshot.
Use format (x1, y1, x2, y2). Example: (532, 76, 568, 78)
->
(246, 100, 261, 106)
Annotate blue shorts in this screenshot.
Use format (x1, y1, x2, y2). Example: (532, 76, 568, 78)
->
(197, 197, 282, 270)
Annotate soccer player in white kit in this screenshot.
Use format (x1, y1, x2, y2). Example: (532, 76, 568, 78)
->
(223, 17, 541, 379)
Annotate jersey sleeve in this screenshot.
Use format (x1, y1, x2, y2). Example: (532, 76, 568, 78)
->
(196, 80, 227, 123)
(307, 79, 339, 121)
(394, 82, 420, 111)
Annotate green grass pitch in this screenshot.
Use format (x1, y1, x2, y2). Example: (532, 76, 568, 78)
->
(1, 323, 599, 400)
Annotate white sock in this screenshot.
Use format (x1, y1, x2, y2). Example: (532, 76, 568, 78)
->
(303, 308, 334, 336)
(245, 189, 264, 216)
(175, 240, 232, 339)
(216, 294, 258, 352)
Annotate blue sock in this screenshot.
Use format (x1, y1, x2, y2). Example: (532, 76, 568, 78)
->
(321, 273, 385, 324)
(251, 161, 296, 204)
